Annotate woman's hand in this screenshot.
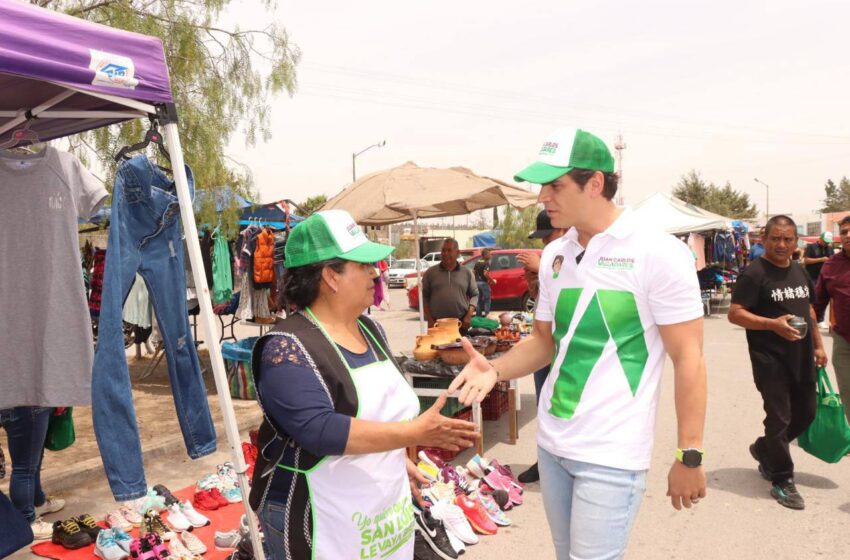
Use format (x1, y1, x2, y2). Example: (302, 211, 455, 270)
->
(410, 392, 479, 451)
(447, 338, 498, 406)
(406, 458, 430, 509)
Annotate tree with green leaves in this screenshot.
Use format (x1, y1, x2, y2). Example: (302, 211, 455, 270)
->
(673, 170, 758, 219)
(298, 195, 328, 216)
(496, 206, 541, 249)
(821, 177, 850, 212)
(39, 0, 300, 236)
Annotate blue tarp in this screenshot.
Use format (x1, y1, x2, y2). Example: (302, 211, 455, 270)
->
(472, 231, 498, 247)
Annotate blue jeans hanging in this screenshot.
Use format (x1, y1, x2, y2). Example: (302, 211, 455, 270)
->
(0, 406, 51, 521)
(91, 156, 216, 501)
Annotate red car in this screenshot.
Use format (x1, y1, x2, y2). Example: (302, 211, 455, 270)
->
(407, 249, 542, 312)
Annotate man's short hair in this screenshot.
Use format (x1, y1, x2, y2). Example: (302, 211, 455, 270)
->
(481, 248, 491, 256)
(566, 168, 620, 201)
(839, 215, 850, 227)
(442, 238, 459, 250)
(764, 215, 797, 237)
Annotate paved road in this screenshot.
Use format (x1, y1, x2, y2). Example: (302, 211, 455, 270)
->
(9, 288, 850, 559)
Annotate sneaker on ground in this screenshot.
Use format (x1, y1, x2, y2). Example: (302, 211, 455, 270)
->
(30, 518, 54, 541)
(221, 486, 243, 503)
(413, 506, 458, 560)
(208, 488, 230, 508)
(181, 530, 208, 555)
(153, 485, 179, 507)
(107, 510, 132, 531)
(487, 459, 524, 490)
(180, 500, 211, 528)
(771, 479, 805, 510)
(137, 491, 166, 515)
(417, 461, 439, 482)
(454, 495, 497, 535)
(143, 532, 171, 560)
(444, 528, 465, 556)
(413, 529, 443, 560)
(120, 505, 144, 527)
(517, 462, 539, 484)
(142, 510, 176, 541)
(169, 535, 197, 560)
(464, 455, 487, 479)
(52, 519, 92, 549)
(35, 496, 66, 516)
(165, 503, 193, 532)
(72, 513, 103, 540)
(430, 501, 478, 545)
(110, 528, 134, 554)
(418, 449, 447, 472)
(215, 530, 242, 550)
(476, 493, 511, 526)
(192, 490, 220, 511)
(95, 528, 130, 560)
(217, 462, 240, 485)
(749, 443, 772, 481)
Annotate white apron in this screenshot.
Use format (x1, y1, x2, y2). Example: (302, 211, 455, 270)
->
(291, 309, 420, 560)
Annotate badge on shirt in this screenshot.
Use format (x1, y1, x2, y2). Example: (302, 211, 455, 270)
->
(552, 255, 564, 279)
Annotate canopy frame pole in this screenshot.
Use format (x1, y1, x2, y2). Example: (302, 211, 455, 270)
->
(0, 88, 76, 136)
(52, 82, 158, 115)
(162, 122, 266, 560)
(414, 212, 427, 334)
(0, 110, 147, 119)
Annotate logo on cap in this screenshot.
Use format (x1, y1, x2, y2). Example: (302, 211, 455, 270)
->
(346, 222, 362, 237)
(540, 141, 559, 156)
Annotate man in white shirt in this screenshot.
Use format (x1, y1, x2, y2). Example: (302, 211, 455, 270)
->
(450, 127, 707, 560)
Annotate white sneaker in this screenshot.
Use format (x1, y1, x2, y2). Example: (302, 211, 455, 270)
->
(431, 501, 478, 545)
(95, 529, 130, 560)
(181, 530, 207, 555)
(106, 510, 131, 531)
(169, 536, 195, 560)
(30, 518, 53, 540)
(214, 530, 241, 550)
(165, 503, 192, 532)
(119, 505, 143, 527)
(180, 500, 210, 528)
(445, 528, 465, 555)
(35, 496, 65, 516)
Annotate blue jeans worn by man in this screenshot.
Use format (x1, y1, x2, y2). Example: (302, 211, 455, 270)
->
(0, 406, 51, 521)
(91, 156, 216, 501)
(476, 281, 491, 316)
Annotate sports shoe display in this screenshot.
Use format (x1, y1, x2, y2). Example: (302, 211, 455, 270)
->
(430, 500, 478, 545)
(108, 510, 132, 531)
(52, 519, 93, 549)
(72, 513, 103, 540)
(771, 479, 805, 510)
(111, 528, 134, 554)
(413, 529, 443, 560)
(214, 530, 242, 550)
(483, 471, 522, 506)
(181, 530, 208, 555)
(418, 461, 439, 482)
(136, 491, 167, 515)
(30, 518, 54, 540)
(180, 500, 210, 528)
(414, 506, 458, 559)
(476, 493, 511, 526)
(169, 535, 197, 560)
(454, 495, 497, 535)
(153, 485, 179, 507)
(142, 510, 176, 541)
(445, 528, 465, 556)
(192, 490, 220, 511)
(120, 505, 143, 527)
(35, 496, 66, 516)
(165, 503, 192, 532)
(95, 528, 130, 560)
(208, 488, 230, 508)
(143, 532, 171, 560)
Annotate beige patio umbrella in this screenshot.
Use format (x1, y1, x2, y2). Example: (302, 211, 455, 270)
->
(321, 161, 539, 330)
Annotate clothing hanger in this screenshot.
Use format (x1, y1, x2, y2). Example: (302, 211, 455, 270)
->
(114, 118, 171, 172)
(0, 116, 40, 151)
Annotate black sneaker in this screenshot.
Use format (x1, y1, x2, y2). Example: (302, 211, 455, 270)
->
(71, 513, 102, 540)
(414, 529, 442, 560)
(153, 484, 179, 507)
(748, 443, 772, 481)
(413, 506, 457, 560)
(517, 462, 539, 484)
(771, 479, 805, 510)
(52, 519, 92, 549)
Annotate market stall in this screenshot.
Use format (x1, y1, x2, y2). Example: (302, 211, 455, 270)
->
(0, 2, 263, 557)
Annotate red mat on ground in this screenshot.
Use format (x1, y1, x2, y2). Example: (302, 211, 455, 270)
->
(31, 487, 246, 560)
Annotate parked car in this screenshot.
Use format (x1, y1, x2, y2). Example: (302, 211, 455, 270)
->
(407, 249, 542, 312)
(387, 259, 427, 288)
(421, 248, 485, 268)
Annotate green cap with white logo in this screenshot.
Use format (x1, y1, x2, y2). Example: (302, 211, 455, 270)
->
(285, 209, 395, 268)
(514, 127, 615, 184)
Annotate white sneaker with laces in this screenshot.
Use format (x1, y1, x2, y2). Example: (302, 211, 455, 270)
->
(35, 496, 65, 516)
(30, 518, 53, 540)
(181, 530, 207, 555)
(106, 510, 131, 530)
(431, 501, 478, 545)
(169, 536, 195, 560)
(166, 503, 192, 531)
(180, 500, 210, 528)
(214, 530, 241, 550)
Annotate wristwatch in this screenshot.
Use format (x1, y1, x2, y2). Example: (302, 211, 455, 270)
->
(676, 448, 704, 468)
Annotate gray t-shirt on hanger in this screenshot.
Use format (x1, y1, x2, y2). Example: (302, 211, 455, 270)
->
(0, 147, 107, 408)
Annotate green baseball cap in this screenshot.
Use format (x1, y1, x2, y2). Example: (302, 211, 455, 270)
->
(285, 209, 395, 268)
(514, 127, 615, 184)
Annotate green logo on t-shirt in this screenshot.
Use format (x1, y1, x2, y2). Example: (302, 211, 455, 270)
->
(549, 288, 649, 419)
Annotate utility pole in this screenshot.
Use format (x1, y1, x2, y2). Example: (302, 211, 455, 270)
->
(352, 140, 386, 182)
(754, 178, 770, 223)
(614, 133, 626, 205)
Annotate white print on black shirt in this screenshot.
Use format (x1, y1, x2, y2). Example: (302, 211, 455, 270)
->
(770, 285, 810, 302)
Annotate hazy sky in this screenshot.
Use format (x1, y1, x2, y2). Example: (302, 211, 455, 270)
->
(227, 0, 850, 222)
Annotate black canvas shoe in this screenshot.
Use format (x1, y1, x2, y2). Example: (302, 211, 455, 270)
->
(52, 519, 92, 549)
(517, 462, 539, 484)
(749, 444, 771, 481)
(771, 479, 805, 510)
(413, 529, 442, 560)
(71, 513, 103, 540)
(414, 506, 458, 560)
(153, 484, 179, 507)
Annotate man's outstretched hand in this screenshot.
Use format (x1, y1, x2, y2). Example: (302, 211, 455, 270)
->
(447, 338, 498, 406)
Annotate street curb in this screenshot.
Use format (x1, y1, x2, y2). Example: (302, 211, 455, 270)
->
(41, 408, 264, 493)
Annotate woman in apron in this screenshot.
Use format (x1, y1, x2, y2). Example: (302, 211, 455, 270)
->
(250, 210, 479, 560)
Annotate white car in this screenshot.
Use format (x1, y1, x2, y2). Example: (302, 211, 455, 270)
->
(422, 252, 464, 267)
(387, 259, 427, 288)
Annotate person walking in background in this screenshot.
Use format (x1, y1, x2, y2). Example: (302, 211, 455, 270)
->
(728, 215, 828, 510)
(804, 232, 835, 328)
(813, 216, 850, 425)
(515, 210, 567, 483)
(473, 248, 495, 317)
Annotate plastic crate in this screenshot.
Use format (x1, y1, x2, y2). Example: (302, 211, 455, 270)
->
(482, 381, 510, 421)
(414, 377, 466, 417)
(416, 407, 473, 462)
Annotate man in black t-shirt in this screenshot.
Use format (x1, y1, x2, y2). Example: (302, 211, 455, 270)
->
(804, 232, 834, 282)
(473, 249, 495, 317)
(729, 215, 828, 511)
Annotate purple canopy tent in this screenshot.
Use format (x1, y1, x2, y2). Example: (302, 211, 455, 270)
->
(0, 2, 264, 556)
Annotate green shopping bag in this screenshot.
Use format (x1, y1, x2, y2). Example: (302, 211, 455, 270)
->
(45, 407, 75, 451)
(798, 367, 850, 463)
